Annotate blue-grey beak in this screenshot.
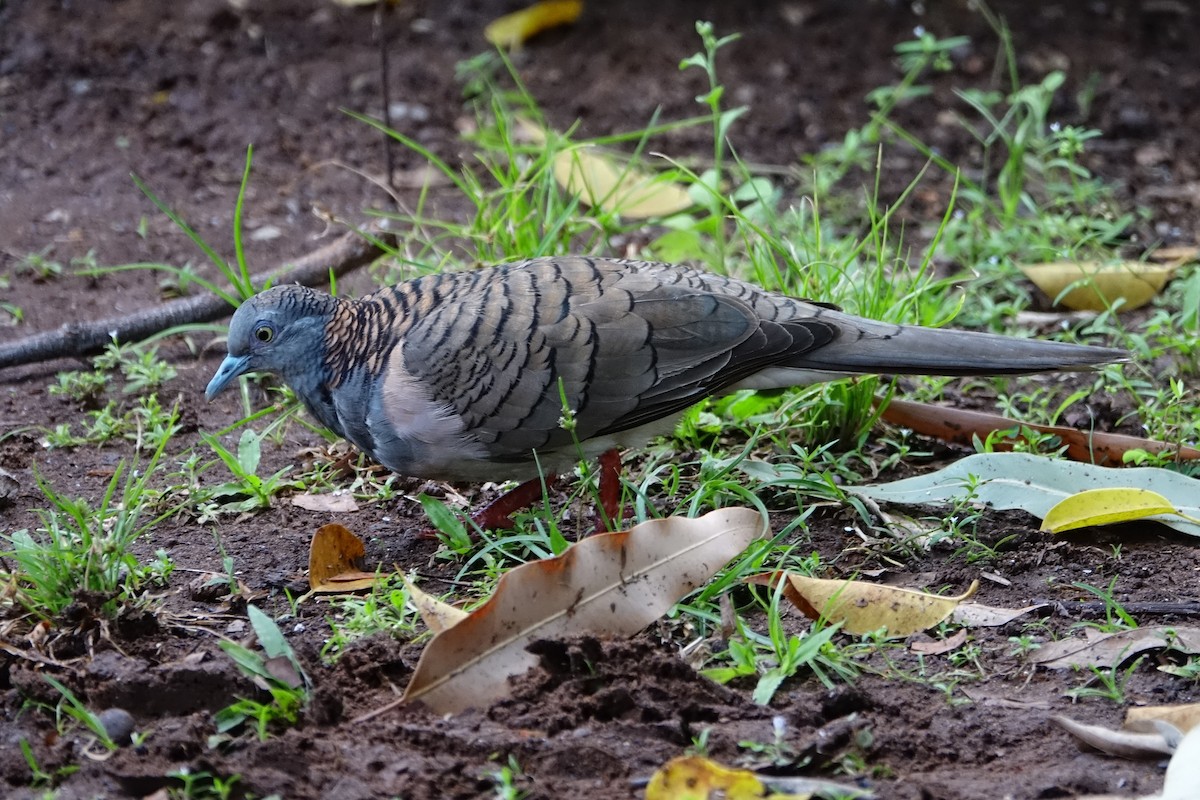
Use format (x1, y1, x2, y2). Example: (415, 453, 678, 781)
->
(206, 354, 252, 400)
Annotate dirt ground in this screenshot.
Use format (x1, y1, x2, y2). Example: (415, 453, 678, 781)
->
(2, 1, 1199, 798)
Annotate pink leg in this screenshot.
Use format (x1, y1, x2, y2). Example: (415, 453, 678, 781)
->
(594, 448, 622, 533)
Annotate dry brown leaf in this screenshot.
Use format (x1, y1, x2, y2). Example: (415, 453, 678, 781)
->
(291, 491, 359, 513)
(308, 523, 380, 593)
(403, 576, 468, 634)
(1030, 626, 1200, 670)
(398, 508, 765, 714)
(880, 398, 1200, 465)
(747, 573, 978, 637)
(1126, 704, 1200, 735)
(1021, 260, 1180, 312)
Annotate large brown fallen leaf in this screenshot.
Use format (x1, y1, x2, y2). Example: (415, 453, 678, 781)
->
(880, 398, 1200, 465)
(747, 573, 978, 637)
(365, 508, 765, 716)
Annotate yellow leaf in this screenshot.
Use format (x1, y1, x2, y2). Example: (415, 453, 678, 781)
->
(554, 146, 694, 218)
(515, 118, 693, 218)
(484, 0, 583, 50)
(1020, 260, 1179, 312)
(644, 756, 772, 800)
(749, 573, 978, 637)
(403, 576, 468, 634)
(1041, 487, 1179, 533)
(308, 523, 381, 593)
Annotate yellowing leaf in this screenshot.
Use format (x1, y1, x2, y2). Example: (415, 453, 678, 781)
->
(403, 576, 468, 634)
(353, 509, 765, 717)
(1020, 260, 1179, 312)
(552, 147, 693, 218)
(645, 756, 778, 800)
(749, 573, 978, 637)
(308, 523, 380, 593)
(484, 0, 582, 50)
(1041, 487, 1181, 533)
(515, 117, 693, 219)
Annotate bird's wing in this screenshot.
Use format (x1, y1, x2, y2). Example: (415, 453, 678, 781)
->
(394, 257, 831, 459)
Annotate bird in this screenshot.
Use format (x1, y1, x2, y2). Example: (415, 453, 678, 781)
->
(206, 256, 1125, 530)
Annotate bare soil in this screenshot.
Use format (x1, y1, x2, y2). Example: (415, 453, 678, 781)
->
(2, 1, 1198, 798)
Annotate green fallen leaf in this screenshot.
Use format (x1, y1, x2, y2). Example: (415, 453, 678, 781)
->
(1041, 487, 1181, 533)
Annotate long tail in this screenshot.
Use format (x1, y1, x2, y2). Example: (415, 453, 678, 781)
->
(796, 315, 1127, 377)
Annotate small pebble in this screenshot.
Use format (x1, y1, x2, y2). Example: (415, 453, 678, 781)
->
(98, 707, 135, 745)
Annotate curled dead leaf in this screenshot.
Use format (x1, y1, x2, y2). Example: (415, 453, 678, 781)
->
(308, 523, 381, 593)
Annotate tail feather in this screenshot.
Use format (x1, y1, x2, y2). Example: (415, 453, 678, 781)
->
(797, 316, 1127, 377)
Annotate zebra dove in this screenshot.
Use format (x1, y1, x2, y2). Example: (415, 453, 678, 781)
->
(206, 256, 1124, 527)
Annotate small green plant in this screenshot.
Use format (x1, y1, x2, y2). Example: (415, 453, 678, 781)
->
(214, 605, 309, 742)
(485, 755, 528, 800)
(2, 439, 176, 618)
(1007, 635, 1041, 657)
(321, 578, 420, 661)
(93, 340, 178, 395)
(1074, 577, 1138, 632)
(200, 429, 295, 515)
(1065, 655, 1145, 704)
(19, 738, 78, 789)
(48, 369, 108, 404)
(738, 715, 805, 768)
(704, 580, 859, 704)
(41, 675, 118, 751)
(15, 246, 65, 280)
(167, 768, 245, 800)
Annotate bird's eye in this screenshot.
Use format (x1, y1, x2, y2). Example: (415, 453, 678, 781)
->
(254, 325, 274, 343)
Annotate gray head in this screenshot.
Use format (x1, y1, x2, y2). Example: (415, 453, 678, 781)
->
(205, 285, 339, 400)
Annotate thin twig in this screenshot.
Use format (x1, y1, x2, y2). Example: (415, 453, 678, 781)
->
(0, 229, 395, 371)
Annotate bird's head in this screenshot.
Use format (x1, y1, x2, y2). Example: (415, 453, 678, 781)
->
(205, 285, 338, 400)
